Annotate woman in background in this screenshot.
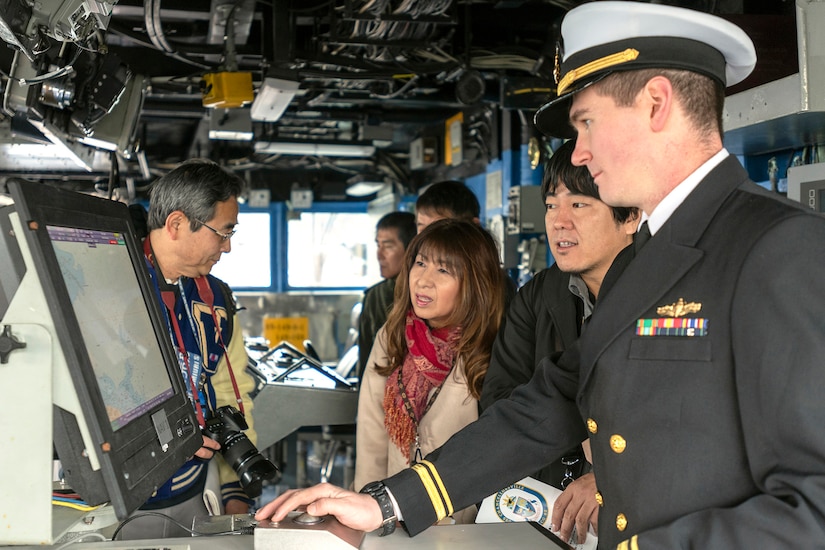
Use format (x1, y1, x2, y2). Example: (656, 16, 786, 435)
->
(354, 218, 507, 523)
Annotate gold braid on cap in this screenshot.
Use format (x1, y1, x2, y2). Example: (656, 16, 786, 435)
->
(557, 48, 640, 95)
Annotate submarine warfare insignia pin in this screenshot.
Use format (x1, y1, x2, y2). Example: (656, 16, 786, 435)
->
(656, 298, 701, 318)
(636, 298, 707, 337)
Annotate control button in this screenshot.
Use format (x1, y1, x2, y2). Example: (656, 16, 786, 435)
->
(293, 512, 324, 525)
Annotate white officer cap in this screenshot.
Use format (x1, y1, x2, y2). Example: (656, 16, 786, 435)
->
(534, 1, 757, 138)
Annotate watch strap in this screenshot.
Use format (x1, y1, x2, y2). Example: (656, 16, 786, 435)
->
(360, 481, 397, 536)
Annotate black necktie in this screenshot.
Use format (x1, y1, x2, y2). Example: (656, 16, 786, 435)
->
(634, 221, 651, 253)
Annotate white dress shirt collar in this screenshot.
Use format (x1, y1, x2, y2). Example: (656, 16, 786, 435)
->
(641, 148, 729, 236)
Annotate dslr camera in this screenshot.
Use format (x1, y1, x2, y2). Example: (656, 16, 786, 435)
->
(202, 405, 278, 498)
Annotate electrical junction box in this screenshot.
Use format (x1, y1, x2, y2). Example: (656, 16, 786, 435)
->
(290, 189, 313, 209)
(507, 185, 545, 234)
(249, 189, 271, 208)
(201, 72, 254, 108)
(409, 136, 437, 170)
(788, 162, 825, 213)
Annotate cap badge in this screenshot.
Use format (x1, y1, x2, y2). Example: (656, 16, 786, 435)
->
(553, 42, 562, 84)
(656, 298, 701, 318)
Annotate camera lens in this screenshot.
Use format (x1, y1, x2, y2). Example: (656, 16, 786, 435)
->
(220, 431, 278, 498)
(203, 406, 279, 498)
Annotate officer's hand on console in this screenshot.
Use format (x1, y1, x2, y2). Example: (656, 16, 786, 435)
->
(255, 483, 383, 533)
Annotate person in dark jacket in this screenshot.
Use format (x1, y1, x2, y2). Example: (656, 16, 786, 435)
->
(414, 180, 480, 232)
(479, 139, 638, 543)
(415, 180, 517, 305)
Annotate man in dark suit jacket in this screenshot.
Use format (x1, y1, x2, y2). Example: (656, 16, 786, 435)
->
(479, 139, 638, 544)
(256, 4, 825, 547)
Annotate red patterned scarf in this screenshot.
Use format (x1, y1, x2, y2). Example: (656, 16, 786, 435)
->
(383, 310, 460, 461)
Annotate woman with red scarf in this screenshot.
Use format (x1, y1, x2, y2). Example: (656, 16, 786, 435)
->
(354, 218, 508, 524)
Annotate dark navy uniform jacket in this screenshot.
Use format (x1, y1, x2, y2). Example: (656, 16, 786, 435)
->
(384, 156, 825, 548)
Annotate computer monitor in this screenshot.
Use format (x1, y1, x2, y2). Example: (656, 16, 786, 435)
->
(788, 162, 825, 213)
(0, 179, 201, 544)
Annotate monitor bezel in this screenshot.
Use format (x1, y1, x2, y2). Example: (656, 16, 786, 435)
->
(787, 162, 825, 213)
(6, 178, 201, 518)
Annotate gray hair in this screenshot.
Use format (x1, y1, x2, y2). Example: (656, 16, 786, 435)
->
(146, 159, 243, 231)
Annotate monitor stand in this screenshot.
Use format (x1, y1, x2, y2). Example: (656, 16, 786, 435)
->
(0, 321, 54, 545)
(0, 211, 101, 545)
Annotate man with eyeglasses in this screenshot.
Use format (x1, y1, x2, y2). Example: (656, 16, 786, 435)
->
(119, 159, 259, 538)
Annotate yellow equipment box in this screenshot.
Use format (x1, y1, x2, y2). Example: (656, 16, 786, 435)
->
(201, 71, 254, 108)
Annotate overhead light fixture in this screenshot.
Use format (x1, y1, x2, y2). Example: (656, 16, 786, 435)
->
(346, 173, 390, 197)
(250, 77, 300, 122)
(254, 140, 376, 158)
(209, 108, 254, 141)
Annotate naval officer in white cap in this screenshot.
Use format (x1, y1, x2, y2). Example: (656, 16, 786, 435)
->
(257, 3, 825, 548)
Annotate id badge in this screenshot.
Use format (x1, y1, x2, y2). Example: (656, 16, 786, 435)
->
(176, 349, 205, 400)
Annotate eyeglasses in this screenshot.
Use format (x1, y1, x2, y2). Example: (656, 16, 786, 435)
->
(196, 220, 236, 241)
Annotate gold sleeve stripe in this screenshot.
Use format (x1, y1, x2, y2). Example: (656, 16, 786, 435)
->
(420, 460, 453, 516)
(411, 460, 454, 519)
(411, 463, 446, 519)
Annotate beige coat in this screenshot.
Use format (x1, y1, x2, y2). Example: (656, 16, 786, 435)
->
(354, 326, 479, 523)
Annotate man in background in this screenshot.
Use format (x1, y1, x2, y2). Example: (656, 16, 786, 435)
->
(414, 180, 480, 232)
(358, 211, 416, 374)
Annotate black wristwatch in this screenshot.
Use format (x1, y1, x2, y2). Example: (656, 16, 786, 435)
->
(360, 481, 398, 536)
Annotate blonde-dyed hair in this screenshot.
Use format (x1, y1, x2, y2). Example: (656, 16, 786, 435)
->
(375, 218, 507, 399)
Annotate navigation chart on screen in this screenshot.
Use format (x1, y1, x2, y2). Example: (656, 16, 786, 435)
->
(48, 226, 174, 430)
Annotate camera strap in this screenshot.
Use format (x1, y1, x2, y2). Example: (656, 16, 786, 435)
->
(194, 276, 245, 416)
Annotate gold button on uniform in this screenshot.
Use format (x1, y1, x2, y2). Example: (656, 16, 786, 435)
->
(587, 418, 598, 434)
(616, 513, 628, 531)
(610, 434, 627, 453)
(595, 491, 603, 506)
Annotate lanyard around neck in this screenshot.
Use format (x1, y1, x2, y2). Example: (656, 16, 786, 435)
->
(396, 366, 448, 427)
(396, 363, 453, 463)
(144, 237, 245, 417)
(160, 289, 207, 426)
